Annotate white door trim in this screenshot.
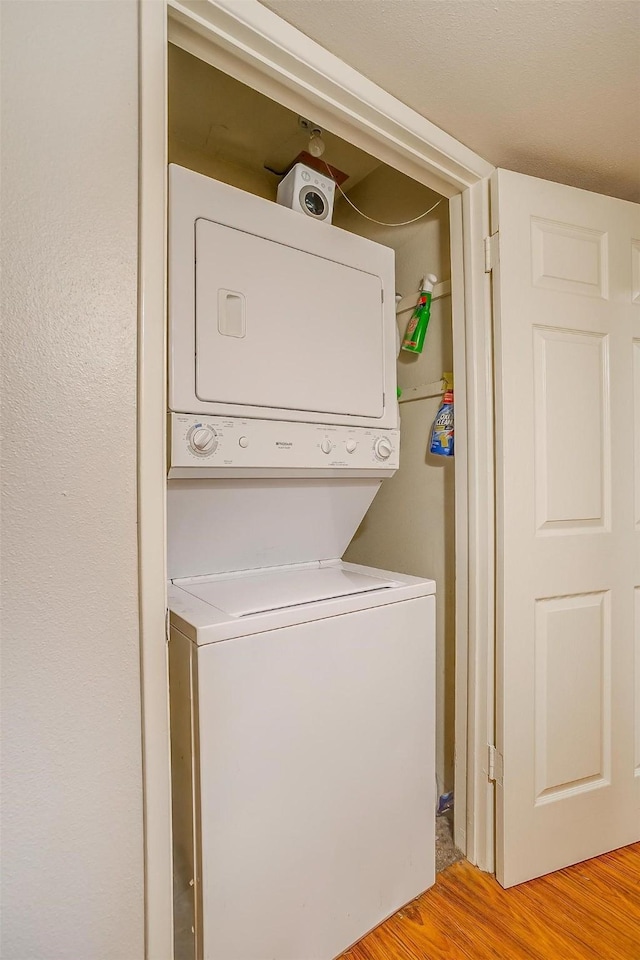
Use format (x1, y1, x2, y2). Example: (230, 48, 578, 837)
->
(139, 2, 496, 954)
(138, 3, 173, 958)
(458, 180, 496, 870)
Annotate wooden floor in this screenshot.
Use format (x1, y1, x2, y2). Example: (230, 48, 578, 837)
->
(339, 843, 640, 960)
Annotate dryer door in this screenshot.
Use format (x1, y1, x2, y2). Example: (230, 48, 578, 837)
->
(195, 218, 384, 418)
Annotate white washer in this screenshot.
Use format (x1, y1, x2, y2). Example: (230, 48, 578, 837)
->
(169, 560, 435, 960)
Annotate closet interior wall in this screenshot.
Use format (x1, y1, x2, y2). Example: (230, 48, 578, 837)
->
(336, 178, 455, 797)
(167, 43, 455, 796)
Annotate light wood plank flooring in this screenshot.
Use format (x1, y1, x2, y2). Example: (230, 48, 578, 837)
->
(339, 843, 640, 960)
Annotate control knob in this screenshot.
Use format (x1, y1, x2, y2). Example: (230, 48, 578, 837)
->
(188, 424, 218, 456)
(321, 439, 332, 454)
(373, 437, 393, 461)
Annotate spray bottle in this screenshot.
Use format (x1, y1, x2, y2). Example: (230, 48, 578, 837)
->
(401, 274, 438, 354)
(429, 372, 454, 457)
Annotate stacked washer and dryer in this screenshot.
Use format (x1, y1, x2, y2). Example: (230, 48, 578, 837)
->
(167, 164, 436, 960)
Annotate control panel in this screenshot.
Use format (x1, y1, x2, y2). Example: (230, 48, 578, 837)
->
(169, 414, 400, 474)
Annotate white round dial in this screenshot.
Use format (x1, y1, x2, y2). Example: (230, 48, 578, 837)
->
(321, 439, 332, 454)
(188, 424, 218, 456)
(373, 437, 393, 461)
(345, 440, 357, 454)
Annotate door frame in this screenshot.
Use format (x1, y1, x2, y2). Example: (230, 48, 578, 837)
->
(139, 1, 496, 954)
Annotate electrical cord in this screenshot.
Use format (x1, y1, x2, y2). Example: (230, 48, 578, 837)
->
(322, 161, 443, 227)
(265, 160, 444, 227)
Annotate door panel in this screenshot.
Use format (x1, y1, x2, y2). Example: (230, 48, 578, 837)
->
(533, 327, 608, 530)
(492, 169, 640, 887)
(530, 216, 608, 298)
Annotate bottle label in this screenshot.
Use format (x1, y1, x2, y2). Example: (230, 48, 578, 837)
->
(434, 410, 453, 427)
(405, 317, 418, 335)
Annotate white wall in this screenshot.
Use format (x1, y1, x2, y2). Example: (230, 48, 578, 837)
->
(0, 3, 144, 957)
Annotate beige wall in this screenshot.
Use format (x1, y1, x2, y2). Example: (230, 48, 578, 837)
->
(338, 168, 456, 794)
(0, 2, 144, 956)
(169, 138, 277, 201)
(333, 165, 450, 288)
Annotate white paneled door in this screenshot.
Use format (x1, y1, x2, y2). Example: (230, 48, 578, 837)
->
(491, 169, 640, 887)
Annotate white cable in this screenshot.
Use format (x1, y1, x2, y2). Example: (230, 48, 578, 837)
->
(324, 162, 444, 227)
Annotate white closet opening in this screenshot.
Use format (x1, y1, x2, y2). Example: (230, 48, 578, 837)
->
(168, 42, 459, 956)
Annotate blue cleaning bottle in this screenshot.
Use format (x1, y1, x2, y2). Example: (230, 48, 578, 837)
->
(430, 388, 454, 457)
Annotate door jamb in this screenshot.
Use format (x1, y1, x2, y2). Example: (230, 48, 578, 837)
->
(139, 1, 496, 954)
(138, 3, 173, 957)
(458, 180, 496, 869)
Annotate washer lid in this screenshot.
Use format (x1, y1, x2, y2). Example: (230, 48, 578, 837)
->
(176, 565, 399, 618)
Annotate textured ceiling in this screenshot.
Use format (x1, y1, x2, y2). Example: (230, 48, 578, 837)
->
(261, 0, 640, 202)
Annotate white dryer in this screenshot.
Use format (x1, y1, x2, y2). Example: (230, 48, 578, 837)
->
(167, 166, 436, 960)
(168, 164, 398, 429)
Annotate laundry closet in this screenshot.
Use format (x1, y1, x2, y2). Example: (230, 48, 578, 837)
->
(169, 40, 456, 800)
(167, 42, 457, 960)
